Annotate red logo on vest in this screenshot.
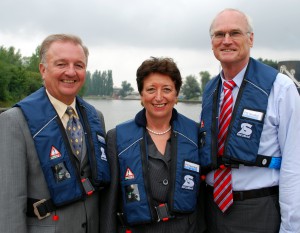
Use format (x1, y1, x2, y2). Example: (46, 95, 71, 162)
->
(124, 167, 135, 180)
(49, 146, 61, 160)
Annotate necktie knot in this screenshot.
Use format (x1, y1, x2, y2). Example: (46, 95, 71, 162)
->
(66, 106, 76, 118)
(223, 80, 236, 91)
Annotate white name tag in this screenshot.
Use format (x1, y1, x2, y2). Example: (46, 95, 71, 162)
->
(242, 109, 264, 121)
(184, 161, 200, 173)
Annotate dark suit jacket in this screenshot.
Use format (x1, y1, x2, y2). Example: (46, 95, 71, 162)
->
(0, 106, 106, 233)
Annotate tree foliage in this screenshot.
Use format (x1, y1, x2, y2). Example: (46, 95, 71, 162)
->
(23, 46, 40, 73)
(199, 71, 211, 94)
(84, 69, 114, 96)
(0, 44, 115, 107)
(0, 46, 43, 106)
(257, 58, 278, 69)
(0, 42, 281, 107)
(181, 75, 201, 100)
(119, 81, 134, 97)
(0, 46, 22, 66)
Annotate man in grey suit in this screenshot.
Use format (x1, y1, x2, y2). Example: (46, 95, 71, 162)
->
(0, 34, 110, 233)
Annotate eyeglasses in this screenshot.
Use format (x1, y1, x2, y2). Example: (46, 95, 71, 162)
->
(211, 30, 251, 41)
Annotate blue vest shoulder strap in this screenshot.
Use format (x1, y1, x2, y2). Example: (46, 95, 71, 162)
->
(76, 96, 110, 186)
(116, 110, 200, 225)
(200, 58, 281, 172)
(15, 87, 110, 206)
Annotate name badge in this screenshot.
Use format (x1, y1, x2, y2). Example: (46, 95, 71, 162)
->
(184, 161, 200, 173)
(242, 109, 264, 121)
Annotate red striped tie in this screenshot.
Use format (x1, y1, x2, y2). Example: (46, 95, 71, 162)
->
(214, 80, 236, 213)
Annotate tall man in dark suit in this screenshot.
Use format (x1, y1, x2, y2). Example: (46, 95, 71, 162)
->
(0, 34, 110, 233)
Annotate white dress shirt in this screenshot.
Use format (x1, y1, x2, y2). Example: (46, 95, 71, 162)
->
(46, 90, 77, 128)
(204, 64, 300, 233)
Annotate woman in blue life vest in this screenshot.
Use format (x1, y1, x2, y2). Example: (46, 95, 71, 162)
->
(100, 57, 206, 233)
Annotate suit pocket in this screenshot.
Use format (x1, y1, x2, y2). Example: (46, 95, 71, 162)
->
(28, 225, 56, 233)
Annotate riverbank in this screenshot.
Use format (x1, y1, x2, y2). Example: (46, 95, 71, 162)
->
(0, 97, 202, 114)
(84, 95, 202, 103)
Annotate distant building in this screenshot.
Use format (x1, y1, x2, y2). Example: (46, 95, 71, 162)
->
(112, 87, 122, 99)
(123, 91, 140, 100)
(278, 60, 300, 94)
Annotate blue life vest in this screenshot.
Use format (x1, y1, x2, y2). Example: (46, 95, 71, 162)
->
(199, 58, 281, 172)
(15, 87, 110, 206)
(116, 109, 200, 225)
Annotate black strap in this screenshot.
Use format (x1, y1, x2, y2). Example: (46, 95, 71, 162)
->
(206, 185, 279, 201)
(27, 198, 56, 218)
(232, 186, 279, 201)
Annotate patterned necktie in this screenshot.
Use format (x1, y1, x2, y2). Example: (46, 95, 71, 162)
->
(66, 106, 83, 160)
(213, 80, 236, 213)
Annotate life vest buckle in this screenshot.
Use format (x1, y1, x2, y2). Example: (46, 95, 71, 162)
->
(33, 199, 51, 220)
(155, 203, 173, 222)
(81, 178, 95, 195)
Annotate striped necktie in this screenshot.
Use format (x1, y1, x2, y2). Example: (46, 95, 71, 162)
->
(213, 80, 236, 213)
(66, 106, 83, 160)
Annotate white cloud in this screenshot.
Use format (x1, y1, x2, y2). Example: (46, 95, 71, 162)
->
(0, 0, 299, 90)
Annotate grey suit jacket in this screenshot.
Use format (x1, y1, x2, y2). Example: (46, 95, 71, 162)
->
(0, 106, 106, 233)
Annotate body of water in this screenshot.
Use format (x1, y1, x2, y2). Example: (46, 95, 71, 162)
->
(84, 99, 202, 130)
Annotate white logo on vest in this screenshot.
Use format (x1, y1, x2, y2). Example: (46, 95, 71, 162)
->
(237, 123, 253, 138)
(182, 175, 195, 190)
(100, 147, 107, 161)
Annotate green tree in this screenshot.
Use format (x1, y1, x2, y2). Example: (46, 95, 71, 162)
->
(100, 71, 107, 95)
(199, 71, 211, 94)
(181, 75, 201, 100)
(26, 71, 43, 93)
(119, 81, 134, 97)
(0, 46, 22, 66)
(0, 45, 42, 106)
(258, 58, 278, 69)
(83, 71, 92, 95)
(83, 70, 114, 97)
(91, 70, 101, 95)
(106, 70, 113, 96)
(8, 67, 30, 101)
(0, 61, 11, 102)
(24, 46, 40, 72)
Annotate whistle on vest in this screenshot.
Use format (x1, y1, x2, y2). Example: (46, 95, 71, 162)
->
(125, 184, 140, 203)
(52, 162, 71, 183)
(199, 131, 206, 148)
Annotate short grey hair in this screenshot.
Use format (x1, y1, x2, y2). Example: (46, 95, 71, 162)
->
(209, 8, 253, 36)
(39, 34, 89, 65)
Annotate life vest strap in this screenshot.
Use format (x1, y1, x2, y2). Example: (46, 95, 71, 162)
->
(255, 155, 281, 169)
(215, 155, 281, 170)
(27, 198, 55, 220)
(155, 203, 174, 222)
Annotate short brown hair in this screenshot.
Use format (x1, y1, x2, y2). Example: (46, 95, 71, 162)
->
(136, 57, 182, 95)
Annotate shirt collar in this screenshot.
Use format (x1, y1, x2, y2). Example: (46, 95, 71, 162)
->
(46, 90, 77, 119)
(220, 64, 248, 89)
